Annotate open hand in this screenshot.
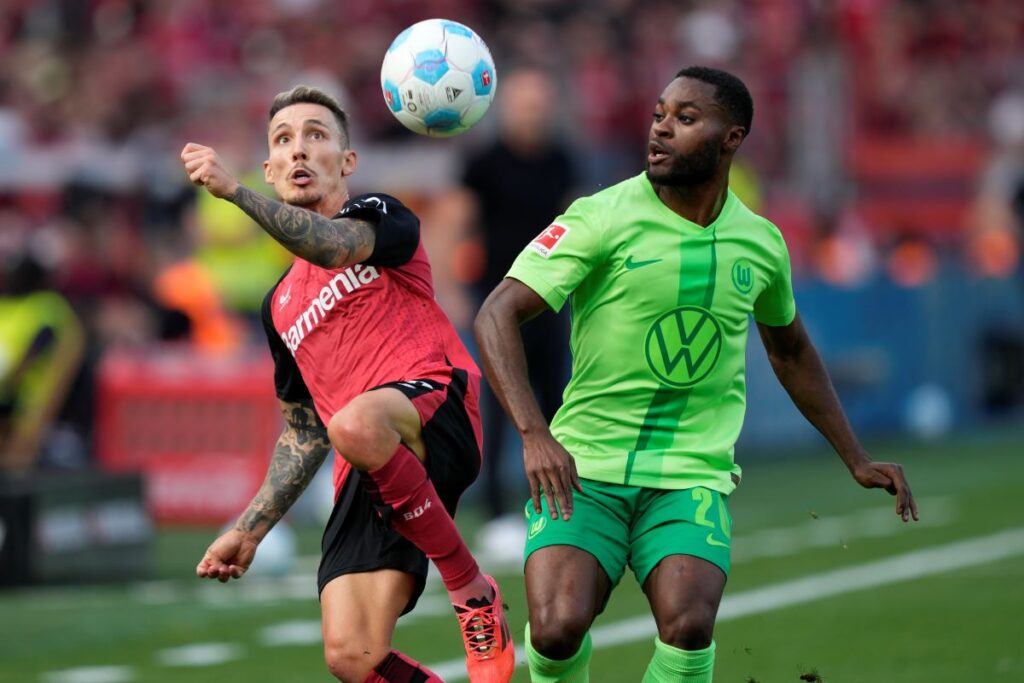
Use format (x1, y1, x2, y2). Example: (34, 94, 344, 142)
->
(523, 431, 584, 521)
(851, 460, 919, 522)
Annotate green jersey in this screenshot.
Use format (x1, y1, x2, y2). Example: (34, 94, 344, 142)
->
(507, 173, 796, 495)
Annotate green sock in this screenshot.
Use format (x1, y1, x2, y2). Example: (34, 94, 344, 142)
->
(642, 638, 715, 683)
(525, 622, 592, 683)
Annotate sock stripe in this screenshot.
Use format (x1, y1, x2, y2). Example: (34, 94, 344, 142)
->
(371, 650, 437, 683)
(643, 638, 715, 682)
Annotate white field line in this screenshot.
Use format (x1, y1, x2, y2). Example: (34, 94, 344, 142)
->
(425, 526, 1024, 681)
(731, 495, 954, 561)
(33, 497, 962, 681)
(257, 596, 454, 647)
(119, 496, 949, 609)
(260, 620, 324, 647)
(40, 667, 134, 683)
(155, 642, 243, 667)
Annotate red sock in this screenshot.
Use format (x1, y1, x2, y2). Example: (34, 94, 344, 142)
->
(363, 444, 479, 591)
(363, 650, 443, 682)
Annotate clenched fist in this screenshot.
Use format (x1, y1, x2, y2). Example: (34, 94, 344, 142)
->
(180, 142, 240, 199)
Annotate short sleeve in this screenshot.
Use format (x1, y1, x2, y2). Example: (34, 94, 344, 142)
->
(261, 280, 313, 403)
(335, 193, 419, 268)
(753, 234, 797, 326)
(505, 198, 602, 313)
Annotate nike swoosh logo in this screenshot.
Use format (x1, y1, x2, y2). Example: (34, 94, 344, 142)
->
(706, 533, 729, 548)
(501, 615, 511, 647)
(624, 256, 662, 270)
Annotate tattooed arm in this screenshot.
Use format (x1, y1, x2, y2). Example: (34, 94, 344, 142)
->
(230, 185, 375, 269)
(196, 399, 331, 582)
(180, 142, 374, 269)
(235, 399, 332, 538)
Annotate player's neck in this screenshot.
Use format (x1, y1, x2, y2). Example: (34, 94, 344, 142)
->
(655, 176, 729, 228)
(292, 192, 349, 219)
(315, 202, 346, 218)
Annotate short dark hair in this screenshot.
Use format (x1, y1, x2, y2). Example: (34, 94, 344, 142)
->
(268, 85, 350, 147)
(675, 66, 753, 135)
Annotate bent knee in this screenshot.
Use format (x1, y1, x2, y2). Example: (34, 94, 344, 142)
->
(324, 638, 389, 682)
(327, 409, 392, 470)
(326, 410, 360, 454)
(529, 609, 592, 660)
(657, 605, 716, 650)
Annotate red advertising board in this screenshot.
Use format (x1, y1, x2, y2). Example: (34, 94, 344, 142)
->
(95, 350, 281, 524)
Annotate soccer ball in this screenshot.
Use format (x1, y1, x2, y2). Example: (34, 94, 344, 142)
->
(380, 19, 497, 137)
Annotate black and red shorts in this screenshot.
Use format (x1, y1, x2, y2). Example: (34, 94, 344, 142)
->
(317, 368, 482, 614)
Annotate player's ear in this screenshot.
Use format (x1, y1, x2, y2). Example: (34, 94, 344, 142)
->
(341, 149, 358, 177)
(263, 159, 273, 183)
(724, 125, 746, 153)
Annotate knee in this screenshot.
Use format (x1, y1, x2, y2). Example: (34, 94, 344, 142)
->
(327, 408, 389, 470)
(529, 606, 592, 660)
(657, 603, 716, 650)
(323, 638, 385, 683)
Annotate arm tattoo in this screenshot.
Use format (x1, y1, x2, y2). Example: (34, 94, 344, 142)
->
(231, 185, 374, 269)
(236, 402, 331, 535)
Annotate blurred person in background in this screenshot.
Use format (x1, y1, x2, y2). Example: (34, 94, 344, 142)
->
(969, 89, 1024, 279)
(0, 253, 84, 471)
(454, 66, 576, 562)
(149, 233, 246, 355)
(967, 89, 1024, 414)
(476, 66, 919, 683)
(181, 85, 513, 683)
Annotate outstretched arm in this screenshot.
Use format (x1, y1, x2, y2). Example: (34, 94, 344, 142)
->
(229, 185, 374, 269)
(757, 313, 919, 521)
(180, 142, 374, 268)
(475, 278, 582, 521)
(196, 399, 332, 581)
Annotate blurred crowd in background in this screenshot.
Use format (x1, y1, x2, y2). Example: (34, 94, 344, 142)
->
(2, 0, 1023, 490)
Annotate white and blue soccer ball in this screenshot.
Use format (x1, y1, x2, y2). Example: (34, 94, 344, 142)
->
(380, 19, 497, 137)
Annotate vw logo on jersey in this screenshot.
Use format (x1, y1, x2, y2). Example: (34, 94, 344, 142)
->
(644, 305, 723, 387)
(732, 259, 754, 294)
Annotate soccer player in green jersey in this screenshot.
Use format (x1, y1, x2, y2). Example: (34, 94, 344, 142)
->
(474, 66, 919, 683)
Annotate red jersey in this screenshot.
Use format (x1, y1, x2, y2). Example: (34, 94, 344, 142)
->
(261, 194, 480, 493)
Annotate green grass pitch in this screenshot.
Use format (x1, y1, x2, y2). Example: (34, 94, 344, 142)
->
(2, 433, 1022, 682)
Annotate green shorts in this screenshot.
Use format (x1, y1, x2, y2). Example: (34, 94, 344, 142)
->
(524, 478, 732, 596)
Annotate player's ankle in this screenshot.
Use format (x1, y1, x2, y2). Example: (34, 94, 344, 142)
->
(448, 572, 494, 605)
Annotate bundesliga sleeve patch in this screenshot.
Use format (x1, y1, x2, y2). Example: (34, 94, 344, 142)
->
(336, 195, 389, 218)
(528, 224, 570, 258)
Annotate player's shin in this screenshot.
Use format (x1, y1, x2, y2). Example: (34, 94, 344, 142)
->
(362, 443, 480, 592)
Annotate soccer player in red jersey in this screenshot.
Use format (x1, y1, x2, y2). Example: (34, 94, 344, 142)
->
(181, 85, 514, 683)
